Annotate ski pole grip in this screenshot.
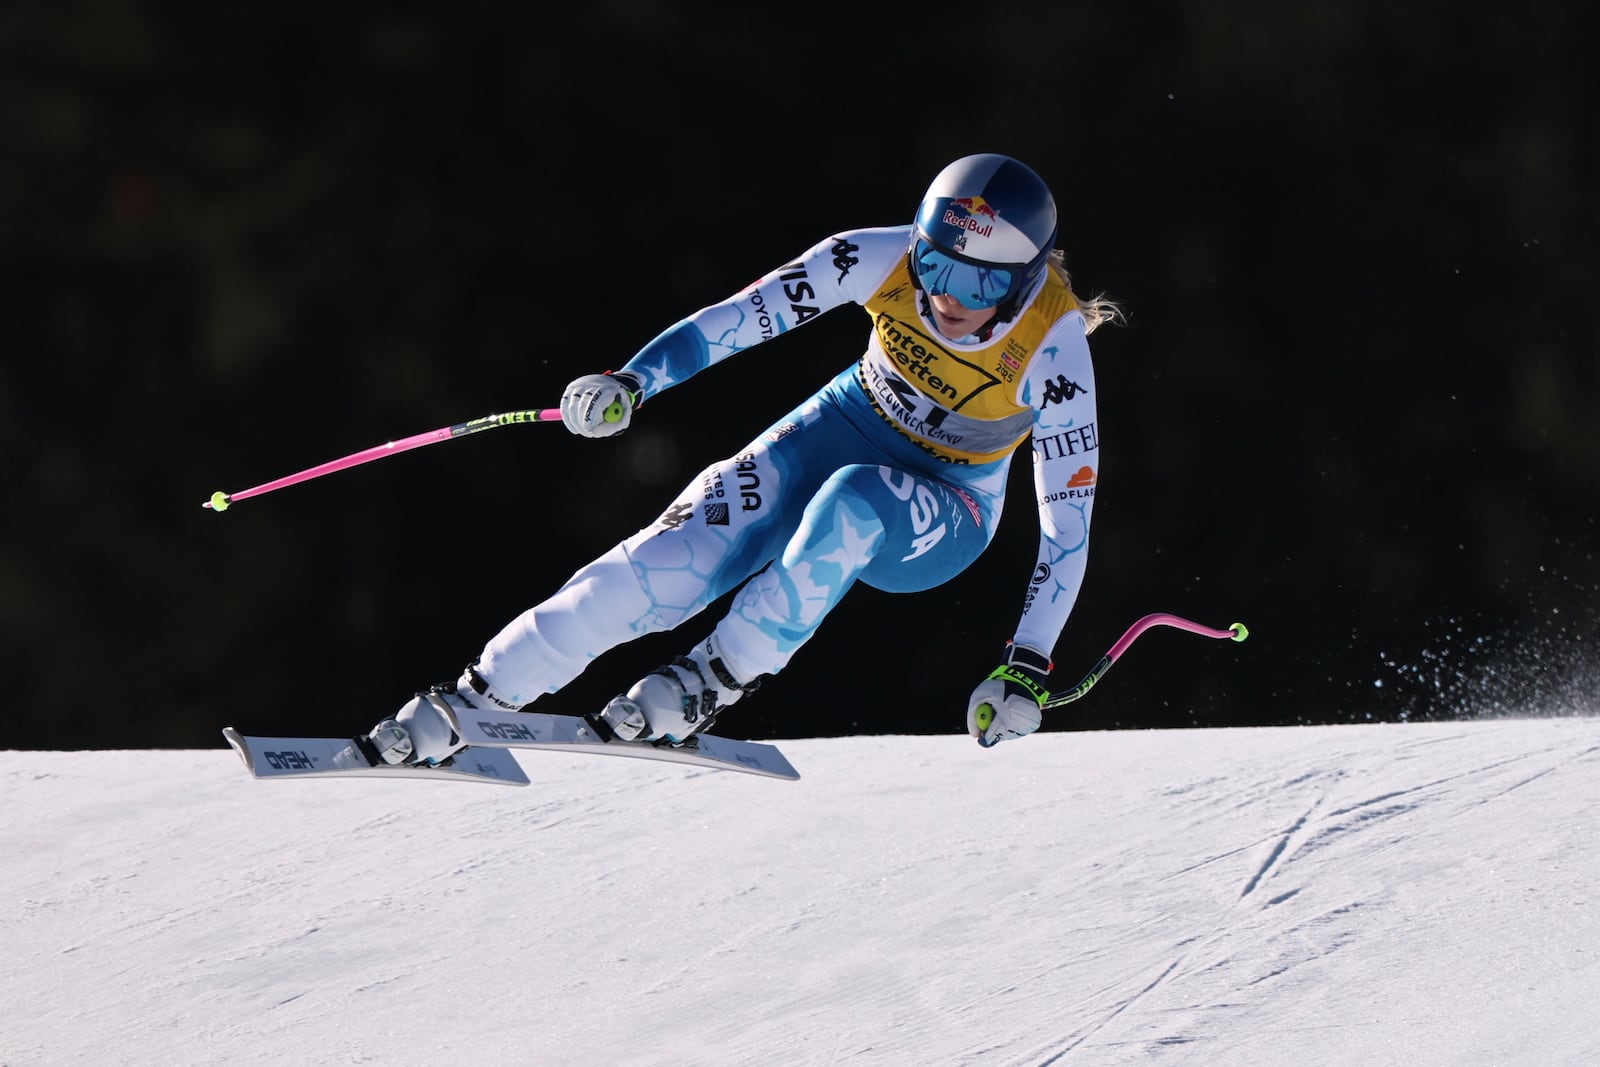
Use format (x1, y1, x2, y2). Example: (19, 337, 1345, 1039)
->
(974, 703, 995, 732)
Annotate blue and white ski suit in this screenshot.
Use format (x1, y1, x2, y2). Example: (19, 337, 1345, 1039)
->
(469, 225, 1101, 708)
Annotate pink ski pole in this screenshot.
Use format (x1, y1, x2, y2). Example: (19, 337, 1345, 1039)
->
(1041, 613, 1249, 711)
(201, 405, 590, 511)
(974, 613, 1248, 741)
(974, 613, 1248, 738)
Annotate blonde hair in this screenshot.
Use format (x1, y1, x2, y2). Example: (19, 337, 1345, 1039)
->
(1049, 250, 1125, 335)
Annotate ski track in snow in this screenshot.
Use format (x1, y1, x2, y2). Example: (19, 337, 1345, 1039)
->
(4, 719, 1600, 1067)
(1012, 727, 1600, 1065)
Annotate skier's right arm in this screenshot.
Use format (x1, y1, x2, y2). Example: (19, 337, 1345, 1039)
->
(560, 227, 908, 437)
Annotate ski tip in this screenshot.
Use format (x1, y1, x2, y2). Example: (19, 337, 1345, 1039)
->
(220, 727, 252, 769)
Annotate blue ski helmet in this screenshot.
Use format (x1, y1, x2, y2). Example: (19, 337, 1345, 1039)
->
(911, 153, 1058, 319)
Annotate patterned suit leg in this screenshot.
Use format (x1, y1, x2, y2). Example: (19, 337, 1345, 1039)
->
(711, 462, 1000, 681)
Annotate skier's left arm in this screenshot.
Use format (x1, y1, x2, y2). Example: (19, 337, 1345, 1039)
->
(967, 315, 1100, 746)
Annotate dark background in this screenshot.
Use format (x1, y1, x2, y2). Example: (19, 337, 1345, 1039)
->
(5, 3, 1596, 750)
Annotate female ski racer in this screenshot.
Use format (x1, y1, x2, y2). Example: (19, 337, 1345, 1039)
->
(368, 152, 1122, 765)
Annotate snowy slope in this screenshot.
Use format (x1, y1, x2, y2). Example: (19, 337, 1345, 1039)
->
(5, 719, 1600, 1066)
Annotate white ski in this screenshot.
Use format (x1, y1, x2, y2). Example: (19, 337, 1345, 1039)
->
(222, 727, 531, 786)
(222, 710, 801, 785)
(447, 707, 801, 781)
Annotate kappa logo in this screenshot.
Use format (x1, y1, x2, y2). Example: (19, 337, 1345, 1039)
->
(658, 501, 695, 529)
(1041, 375, 1088, 407)
(831, 237, 860, 282)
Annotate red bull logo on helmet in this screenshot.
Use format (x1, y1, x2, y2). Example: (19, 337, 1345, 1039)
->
(943, 196, 998, 238)
(952, 196, 999, 220)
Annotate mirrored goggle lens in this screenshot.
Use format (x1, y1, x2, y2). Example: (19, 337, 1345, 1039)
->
(913, 241, 1014, 309)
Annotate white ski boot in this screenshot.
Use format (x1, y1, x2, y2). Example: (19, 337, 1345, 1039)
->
(368, 669, 503, 765)
(596, 634, 759, 745)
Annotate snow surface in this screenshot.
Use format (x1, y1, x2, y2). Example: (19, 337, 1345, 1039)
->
(5, 719, 1600, 1066)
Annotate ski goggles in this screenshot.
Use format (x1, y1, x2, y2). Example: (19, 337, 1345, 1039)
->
(912, 239, 1016, 309)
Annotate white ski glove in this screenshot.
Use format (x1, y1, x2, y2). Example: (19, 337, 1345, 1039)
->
(967, 644, 1052, 748)
(560, 371, 640, 437)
